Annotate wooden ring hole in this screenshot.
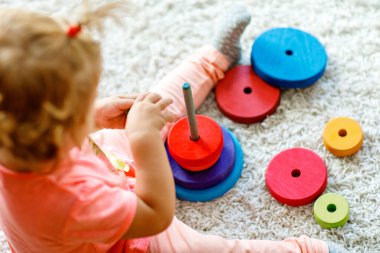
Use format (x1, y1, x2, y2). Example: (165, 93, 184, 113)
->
(285, 50, 293, 56)
(327, 204, 337, 213)
(291, 169, 301, 178)
(243, 87, 252, 94)
(338, 129, 347, 137)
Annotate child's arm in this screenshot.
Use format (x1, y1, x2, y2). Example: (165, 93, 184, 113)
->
(121, 92, 176, 239)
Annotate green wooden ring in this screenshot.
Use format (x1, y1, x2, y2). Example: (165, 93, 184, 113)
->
(314, 193, 349, 228)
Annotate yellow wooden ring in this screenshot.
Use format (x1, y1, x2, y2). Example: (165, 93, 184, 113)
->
(323, 117, 363, 157)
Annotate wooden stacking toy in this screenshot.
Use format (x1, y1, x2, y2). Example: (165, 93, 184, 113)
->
(323, 117, 364, 157)
(314, 193, 350, 228)
(251, 27, 327, 89)
(167, 114, 224, 171)
(166, 83, 244, 202)
(215, 65, 280, 124)
(265, 148, 328, 206)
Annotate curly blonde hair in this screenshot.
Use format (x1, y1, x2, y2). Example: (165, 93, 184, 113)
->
(0, 2, 125, 169)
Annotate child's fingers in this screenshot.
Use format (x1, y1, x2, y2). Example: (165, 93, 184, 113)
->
(117, 94, 139, 100)
(114, 97, 135, 110)
(135, 92, 149, 102)
(157, 98, 173, 110)
(144, 93, 162, 103)
(162, 111, 175, 123)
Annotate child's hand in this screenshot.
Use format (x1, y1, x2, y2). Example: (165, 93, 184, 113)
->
(94, 94, 138, 130)
(126, 93, 174, 137)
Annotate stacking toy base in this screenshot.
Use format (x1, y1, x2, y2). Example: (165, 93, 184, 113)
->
(168, 127, 235, 190)
(175, 128, 243, 202)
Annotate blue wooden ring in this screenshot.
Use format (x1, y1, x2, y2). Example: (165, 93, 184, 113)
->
(166, 127, 235, 189)
(251, 27, 327, 89)
(175, 128, 243, 202)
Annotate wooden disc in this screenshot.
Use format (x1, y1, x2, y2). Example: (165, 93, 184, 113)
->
(314, 193, 350, 229)
(167, 127, 235, 189)
(215, 65, 280, 124)
(167, 115, 223, 171)
(323, 117, 363, 157)
(265, 148, 327, 206)
(251, 28, 327, 88)
(175, 128, 244, 202)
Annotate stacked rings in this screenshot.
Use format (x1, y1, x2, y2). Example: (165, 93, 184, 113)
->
(167, 115, 224, 171)
(166, 116, 244, 202)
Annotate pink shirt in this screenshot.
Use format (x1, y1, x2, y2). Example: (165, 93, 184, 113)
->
(0, 141, 150, 253)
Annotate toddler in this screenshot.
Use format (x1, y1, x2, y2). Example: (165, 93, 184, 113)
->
(0, 2, 348, 253)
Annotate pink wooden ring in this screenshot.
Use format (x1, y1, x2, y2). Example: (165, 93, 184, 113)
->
(266, 148, 328, 206)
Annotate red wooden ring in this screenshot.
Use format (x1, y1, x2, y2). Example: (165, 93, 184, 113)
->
(265, 148, 328, 206)
(167, 115, 223, 171)
(215, 65, 280, 124)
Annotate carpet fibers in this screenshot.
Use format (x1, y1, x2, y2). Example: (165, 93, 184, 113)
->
(1, 0, 379, 252)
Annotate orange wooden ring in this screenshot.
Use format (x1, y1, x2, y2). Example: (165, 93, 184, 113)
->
(323, 117, 363, 157)
(167, 115, 224, 171)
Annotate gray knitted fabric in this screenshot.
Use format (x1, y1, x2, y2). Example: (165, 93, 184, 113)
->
(327, 241, 350, 253)
(212, 5, 251, 68)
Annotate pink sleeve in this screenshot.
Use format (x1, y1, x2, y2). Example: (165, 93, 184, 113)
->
(62, 179, 137, 246)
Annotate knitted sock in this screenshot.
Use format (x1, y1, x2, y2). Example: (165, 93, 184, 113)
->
(212, 5, 251, 68)
(327, 241, 350, 253)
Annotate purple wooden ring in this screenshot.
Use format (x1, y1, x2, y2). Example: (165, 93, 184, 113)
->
(166, 127, 235, 190)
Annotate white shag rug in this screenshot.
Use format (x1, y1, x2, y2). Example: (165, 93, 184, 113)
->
(1, 0, 380, 252)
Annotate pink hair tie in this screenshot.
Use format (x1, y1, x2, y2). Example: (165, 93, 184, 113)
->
(66, 25, 81, 38)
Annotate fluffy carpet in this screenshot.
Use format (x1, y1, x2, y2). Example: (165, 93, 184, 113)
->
(1, 0, 380, 252)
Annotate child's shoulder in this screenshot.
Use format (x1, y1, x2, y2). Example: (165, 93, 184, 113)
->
(52, 145, 129, 190)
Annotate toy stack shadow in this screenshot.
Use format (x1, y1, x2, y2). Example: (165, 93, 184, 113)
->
(165, 83, 244, 202)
